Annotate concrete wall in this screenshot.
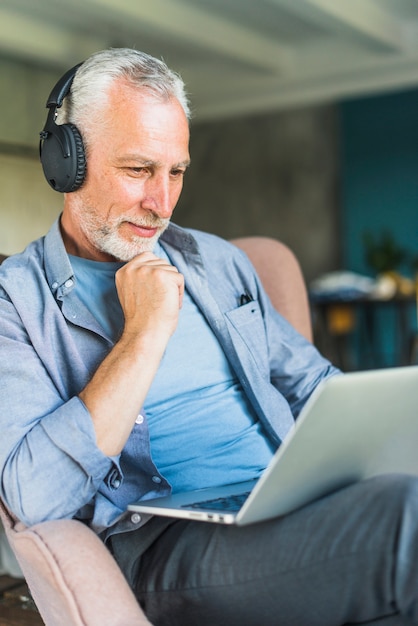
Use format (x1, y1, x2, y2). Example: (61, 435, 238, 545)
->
(0, 152, 63, 254)
(176, 105, 342, 283)
(0, 57, 63, 255)
(0, 57, 57, 147)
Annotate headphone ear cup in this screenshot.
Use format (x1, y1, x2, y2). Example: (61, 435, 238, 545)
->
(40, 122, 86, 193)
(66, 123, 86, 192)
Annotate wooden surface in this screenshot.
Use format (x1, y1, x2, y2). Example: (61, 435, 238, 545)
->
(0, 577, 43, 626)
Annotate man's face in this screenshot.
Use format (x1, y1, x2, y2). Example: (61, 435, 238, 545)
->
(61, 80, 190, 261)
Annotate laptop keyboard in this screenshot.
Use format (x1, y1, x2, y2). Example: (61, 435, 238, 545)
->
(182, 491, 251, 512)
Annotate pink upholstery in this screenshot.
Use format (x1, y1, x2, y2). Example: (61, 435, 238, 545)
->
(0, 500, 151, 625)
(0, 237, 312, 625)
(231, 236, 312, 342)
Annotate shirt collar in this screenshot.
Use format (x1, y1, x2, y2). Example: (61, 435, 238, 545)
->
(43, 216, 75, 297)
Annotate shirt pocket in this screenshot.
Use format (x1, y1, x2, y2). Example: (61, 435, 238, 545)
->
(225, 300, 269, 377)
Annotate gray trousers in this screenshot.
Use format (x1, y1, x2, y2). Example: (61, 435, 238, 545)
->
(110, 474, 418, 625)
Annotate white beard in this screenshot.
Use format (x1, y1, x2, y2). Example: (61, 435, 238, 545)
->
(72, 201, 170, 261)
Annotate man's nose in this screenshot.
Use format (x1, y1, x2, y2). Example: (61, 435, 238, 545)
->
(142, 174, 173, 219)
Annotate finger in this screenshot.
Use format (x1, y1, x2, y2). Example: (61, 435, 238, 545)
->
(178, 276, 185, 308)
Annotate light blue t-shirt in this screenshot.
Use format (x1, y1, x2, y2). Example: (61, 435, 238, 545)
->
(69, 255, 124, 340)
(70, 246, 275, 493)
(145, 244, 275, 492)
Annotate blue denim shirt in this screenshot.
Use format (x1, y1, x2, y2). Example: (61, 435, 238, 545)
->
(0, 218, 338, 539)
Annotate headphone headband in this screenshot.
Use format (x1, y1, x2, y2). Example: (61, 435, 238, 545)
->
(45, 63, 83, 109)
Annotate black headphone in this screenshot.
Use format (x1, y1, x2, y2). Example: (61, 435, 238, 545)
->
(39, 63, 86, 193)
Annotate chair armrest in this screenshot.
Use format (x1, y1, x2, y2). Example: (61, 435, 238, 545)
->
(231, 237, 313, 342)
(1, 500, 151, 626)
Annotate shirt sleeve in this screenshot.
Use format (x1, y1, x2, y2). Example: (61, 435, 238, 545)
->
(0, 293, 114, 526)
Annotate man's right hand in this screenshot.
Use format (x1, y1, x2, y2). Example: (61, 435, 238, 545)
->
(116, 251, 184, 347)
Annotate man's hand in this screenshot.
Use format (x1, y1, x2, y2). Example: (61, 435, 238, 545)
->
(116, 252, 184, 345)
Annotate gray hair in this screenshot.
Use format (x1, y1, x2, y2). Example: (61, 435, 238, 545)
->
(57, 48, 190, 145)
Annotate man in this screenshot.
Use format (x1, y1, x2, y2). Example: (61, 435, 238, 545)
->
(0, 48, 417, 626)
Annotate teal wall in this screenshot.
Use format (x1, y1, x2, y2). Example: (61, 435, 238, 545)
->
(340, 89, 418, 278)
(339, 90, 418, 369)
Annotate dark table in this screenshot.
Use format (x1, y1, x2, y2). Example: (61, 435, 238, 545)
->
(311, 294, 417, 371)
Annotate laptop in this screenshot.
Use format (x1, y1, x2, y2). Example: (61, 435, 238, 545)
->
(128, 365, 418, 525)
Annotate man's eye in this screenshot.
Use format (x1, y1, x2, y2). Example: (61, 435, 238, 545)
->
(171, 169, 185, 178)
(126, 167, 150, 177)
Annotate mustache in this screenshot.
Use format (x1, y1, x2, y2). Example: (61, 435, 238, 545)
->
(118, 214, 169, 230)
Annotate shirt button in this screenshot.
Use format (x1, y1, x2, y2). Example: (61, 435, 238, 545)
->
(112, 479, 121, 489)
(131, 513, 141, 524)
(51, 282, 58, 289)
(64, 279, 74, 288)
(135, 414, 144, 425)
(152, 476, 162, 484)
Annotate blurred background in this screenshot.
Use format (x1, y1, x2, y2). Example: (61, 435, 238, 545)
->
(0, 0, 417, 371)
